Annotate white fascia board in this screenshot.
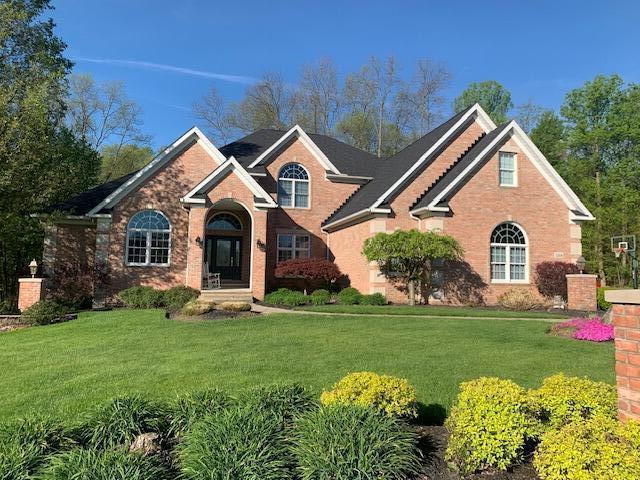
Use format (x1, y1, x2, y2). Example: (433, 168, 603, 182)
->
(247, 124, 341, 174)
(87, 127, 225, 215)
(181, 156, 277, 208)
(371, 103, 493, 210)
(322, 207, 391, 231)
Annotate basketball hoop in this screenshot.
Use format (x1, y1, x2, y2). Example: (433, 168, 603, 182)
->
(615, 247, 626, 258)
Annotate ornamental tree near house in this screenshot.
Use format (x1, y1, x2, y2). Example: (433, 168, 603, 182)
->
(274, 258, 342, 294)
(362, 229, 463, 306)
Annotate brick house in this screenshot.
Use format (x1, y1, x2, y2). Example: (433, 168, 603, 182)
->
(40, 104, 593, 305)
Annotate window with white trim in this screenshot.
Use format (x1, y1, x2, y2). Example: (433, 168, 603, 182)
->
(126, 210, 171, 266)
(490, 222, 527, 282)
(499, 152, 516, 186)
(278, 163, 309, 208)
(277, 233, 310, 262)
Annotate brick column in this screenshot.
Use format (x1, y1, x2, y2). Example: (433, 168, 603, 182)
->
(186, 207, 207, 289)
(605, 289, 640, 421)
(93, 217, 112, 308)
(566, 274, 597, 311)
(251, 209, 268, 300)
(18, 278, 44, 312)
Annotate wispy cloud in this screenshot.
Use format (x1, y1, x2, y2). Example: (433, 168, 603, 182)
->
(73, 57, 257, 85)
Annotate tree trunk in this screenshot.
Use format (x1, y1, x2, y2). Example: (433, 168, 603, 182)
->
(408, 280, 416, 306)
(595, 168, 606, 285)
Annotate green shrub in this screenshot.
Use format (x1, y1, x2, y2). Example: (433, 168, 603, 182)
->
(168, 388, 234, 437)
(445, 377, 534, 475)
(264, 288, 308, 307)
(78, 395, 168, 449)
(528, 373, 617, 437)
(292, 404, 422, 480)
(178, 407, 291, 480)
(264, 288, 293, 305)
(0, 299, 19, 315)
(181, 300, 215, 316)
(337, 287, 361, 305)
(218, 301, 252, 312)
(162, 286, 199, 310)
(360, 293, 386, 305)
(117, 286, 164, 309)
(240, 383, 316, 424)
(534, 417, 640, 480)
(497, 288, 541, 311)
(0, 415, 71, 479)
(597, 287, 613, 310)
(320, 372, 417, 418)
(21, 300, 68, 325)
(40, 448, 169, 480)
(310, 289, 331, 305)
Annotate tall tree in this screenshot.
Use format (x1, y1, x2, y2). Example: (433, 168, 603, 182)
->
(99, 144, 153, 182)
(560, 74, 625, 283)
(295, 58, 341, 135)
(515, 100, 544, 133)
(0, 0, 99, 305)
(453, 80, 513, 124)
(530, 110, 567, 171)
(193, 86, 235, 144)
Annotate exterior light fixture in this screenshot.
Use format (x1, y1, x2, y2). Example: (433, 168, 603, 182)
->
(29, 259, 38, 278)
(195, 236, 203, 247)
(576, 256, 586, 274)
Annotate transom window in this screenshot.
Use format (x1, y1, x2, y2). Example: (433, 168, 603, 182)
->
(499, 152, 517, 186)
(126, 210, 171, 266)
(490, 222, 527, 282)
(277, 233, 310, 262)
(207, 213, 242, 231)
(278, 163, 309, 208)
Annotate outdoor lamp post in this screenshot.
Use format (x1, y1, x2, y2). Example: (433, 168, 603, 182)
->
(576, 256, 586, 274)
(29, 259, 38, 278)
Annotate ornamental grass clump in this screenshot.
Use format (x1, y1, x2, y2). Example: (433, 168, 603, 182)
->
(178, 407, 291, 480)
(292, 404, 422, 480)
(527, 373, 617, 437)
(168, 388, 234, 437)
(534, 416, 640, 480)
(240, 383, 316, 424)
(77, 395, 168, 449)
(445, 377, 534, 475)
(320, 372, 417, 418)
(40, 448, 169, 480)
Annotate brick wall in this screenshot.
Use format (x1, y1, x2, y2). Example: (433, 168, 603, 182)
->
(18, 278, 43, 312)
(606, 289, 640, 421)
(566, 274, 597, 311)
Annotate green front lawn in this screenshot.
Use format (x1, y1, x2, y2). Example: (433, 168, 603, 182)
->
(297, 304, 567, 319)
(0, 309, 612, 422)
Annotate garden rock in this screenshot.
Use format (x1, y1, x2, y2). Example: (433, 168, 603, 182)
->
(129, 432, 161, 455)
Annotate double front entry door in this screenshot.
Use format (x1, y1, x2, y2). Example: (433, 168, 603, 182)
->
(205, 236, 242, 280)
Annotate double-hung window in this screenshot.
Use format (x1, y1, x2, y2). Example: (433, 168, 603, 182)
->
(499, 152, 517, 186)
(277, 233, 310, 262)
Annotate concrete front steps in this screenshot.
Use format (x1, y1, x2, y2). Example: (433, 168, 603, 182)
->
(198, 289, 254, 304)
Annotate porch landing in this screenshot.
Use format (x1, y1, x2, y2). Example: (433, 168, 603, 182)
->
(198, 288, 254, 304)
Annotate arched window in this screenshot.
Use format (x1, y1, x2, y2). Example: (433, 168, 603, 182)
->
(207, 213, 242, 231)
(490, 222, 527, 282)
(126, 210, 171, 266)
(278, 163, 309, 208)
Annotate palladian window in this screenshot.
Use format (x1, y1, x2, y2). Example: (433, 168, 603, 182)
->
(490, 222, 527, 282)
(126, 210, 171, 266)
(278, 163, 309, 208)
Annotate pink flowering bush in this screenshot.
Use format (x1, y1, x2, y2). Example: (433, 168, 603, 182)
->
(552, 317, 614, 342)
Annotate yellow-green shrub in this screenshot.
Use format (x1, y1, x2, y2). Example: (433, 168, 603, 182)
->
(320, 372, 417, 418)
(534, 417, 640, 480)
(445, 377, 534, 475)
(528, 373, 617, 437)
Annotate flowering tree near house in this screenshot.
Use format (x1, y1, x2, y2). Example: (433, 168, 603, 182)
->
(363, 229, 463, 306)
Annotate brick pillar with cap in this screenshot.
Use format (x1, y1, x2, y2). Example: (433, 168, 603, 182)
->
(18, 278, 44, 312)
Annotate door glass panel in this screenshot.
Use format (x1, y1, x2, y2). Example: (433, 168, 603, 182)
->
(234, 240, 241, 266)
(216, 239, 232, 267)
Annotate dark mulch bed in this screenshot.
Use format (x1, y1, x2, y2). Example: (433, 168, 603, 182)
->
(415, 426, 538, 480)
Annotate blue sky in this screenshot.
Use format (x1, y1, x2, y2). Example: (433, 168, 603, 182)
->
(53, 0, 640, 149)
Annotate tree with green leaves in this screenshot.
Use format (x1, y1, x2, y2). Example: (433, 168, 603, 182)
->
(99, 144, 153, 182)
(362, 229, 463, 305)
(530, 110, 567, 172)
(453, 80, 513, 124)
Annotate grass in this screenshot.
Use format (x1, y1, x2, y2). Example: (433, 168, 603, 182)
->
(296, 304, 567, 319)
(0, 309, 612, 422)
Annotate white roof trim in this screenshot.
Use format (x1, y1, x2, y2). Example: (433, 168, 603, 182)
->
(322, 207, 391, 231)
(181, 156, 277, 208)
(419, 121, 594, 220)
(87, 127, 225, 216)
(247, 124, 341, 174)
(371, 103, 495, 209)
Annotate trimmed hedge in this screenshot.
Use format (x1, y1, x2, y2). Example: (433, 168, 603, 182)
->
(321, 372, 417, 418)
(360, 293, 386, 305)
(310, 289, 331, 305)
(264, 288, 307, 307)
(292, 404, 422, 480)
(117, 286, 165, 309)
(163, 286, 199, 310)
(21, 300, 68, 325)
(337, 287, 361, 305)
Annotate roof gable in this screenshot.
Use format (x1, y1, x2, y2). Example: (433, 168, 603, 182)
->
(86, 127, 225, 215)
(181, 156, 277, 208)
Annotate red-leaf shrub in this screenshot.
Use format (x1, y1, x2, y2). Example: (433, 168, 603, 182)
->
(534, 261, 579, 300)
(275, 258, 342, 291)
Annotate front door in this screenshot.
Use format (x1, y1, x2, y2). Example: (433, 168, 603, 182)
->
(206, 236, 242, 280)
